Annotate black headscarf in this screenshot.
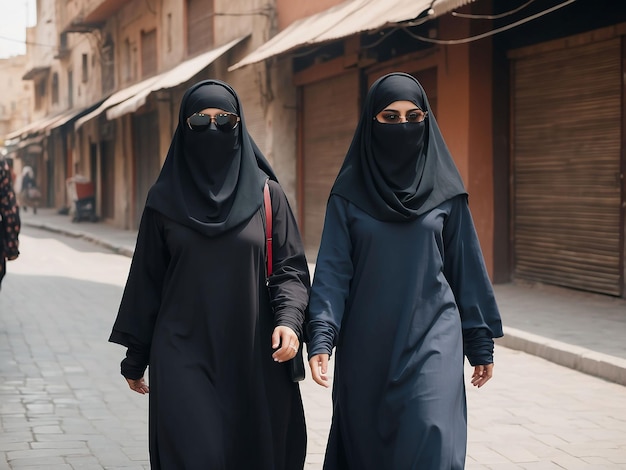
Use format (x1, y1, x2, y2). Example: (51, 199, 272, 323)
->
(146, 80, 277, 236)
(331, 72, 466, 222)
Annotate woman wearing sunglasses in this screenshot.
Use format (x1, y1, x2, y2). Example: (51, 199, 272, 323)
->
(306, 72, 503, 469)
(109, 80, 310, 469)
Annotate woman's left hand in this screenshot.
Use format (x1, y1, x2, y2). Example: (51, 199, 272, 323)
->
(126, 377, 149, 394)
(271, 326, 300, 363)
(471, 363, 494, 388)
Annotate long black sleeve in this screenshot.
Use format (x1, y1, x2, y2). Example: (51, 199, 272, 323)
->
(109, 208, 169, 377)
(266, 180, 311, 339)
(442, 196, 503, 365)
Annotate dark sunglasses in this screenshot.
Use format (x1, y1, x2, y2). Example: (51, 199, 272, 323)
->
(374, 109, 428, 124)
(186, 112, 240, 132)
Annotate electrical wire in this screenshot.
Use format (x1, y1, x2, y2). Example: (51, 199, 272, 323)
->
(291, 45, 323, 58)
(451, 0, 537, 20)
(273, 0, 574, 59)
(360, 28, 400, 50)
(0, 35, 56, 50)
(403, 0, 577, 45)
(213, 7, 274, 18)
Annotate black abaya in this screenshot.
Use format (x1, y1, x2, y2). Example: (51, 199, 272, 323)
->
(110, 80, 309, 469)
(306, 71, 502, 470)
(307, 194, 503, 470)
(110, 180, 309, 469)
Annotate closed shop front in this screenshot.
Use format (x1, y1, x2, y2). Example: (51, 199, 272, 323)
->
(300, 70, 359, 259)
(510, 36, 623, 296)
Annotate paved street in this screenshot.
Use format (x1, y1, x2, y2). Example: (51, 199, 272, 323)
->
(1, 227, 625, 469)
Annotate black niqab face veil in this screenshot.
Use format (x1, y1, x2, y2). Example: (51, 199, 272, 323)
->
(331, 72, 466, 222)
(146, 80, 277, 236)
(183, 85, 241, 195)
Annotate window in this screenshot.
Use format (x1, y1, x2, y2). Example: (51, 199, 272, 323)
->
(58, 32, 69, 57)
(141, 29, 157, 77)
(67, 70, 73, 108)
(82, 54, 88, 82)
(101, 34, 115, 94)
(123, 38, 133, 83)
(186, 0, 214, 56)
(35, 79, 46, 110)
(52, 73, 59, 104)
(167, 13, 172, 52)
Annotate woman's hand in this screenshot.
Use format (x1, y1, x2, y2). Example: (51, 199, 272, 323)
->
(309, 353, 330, 388)
(271, 326, 300, 363)
(471, 363, 494, 388)
(126, 377, 149, 394)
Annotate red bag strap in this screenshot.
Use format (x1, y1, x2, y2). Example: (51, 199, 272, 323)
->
(263, 180, 273, 277)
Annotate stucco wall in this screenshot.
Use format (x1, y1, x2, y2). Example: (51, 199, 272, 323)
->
(275, 0, 344, 30)
(437, 14, 495, 277)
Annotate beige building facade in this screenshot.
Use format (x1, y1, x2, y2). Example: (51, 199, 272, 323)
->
(4, 0, 297, 231)
(67, 0, 289, 229)
(0, 56, 32, 143)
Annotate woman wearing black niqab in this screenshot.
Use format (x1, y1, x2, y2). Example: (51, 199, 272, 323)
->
(109, 80, 310, 470)
(307, 72, 504, 469)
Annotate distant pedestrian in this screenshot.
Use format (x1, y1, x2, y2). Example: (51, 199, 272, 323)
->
(306, 72, 504, 469)
(18, 166, 41, 214)
(0, 156, 20, 290)
(109, 79, 310, 469)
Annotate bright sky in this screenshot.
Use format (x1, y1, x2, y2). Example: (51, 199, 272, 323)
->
(0, 0, 37, 58)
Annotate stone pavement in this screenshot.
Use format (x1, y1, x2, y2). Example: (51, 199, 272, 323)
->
(20, 208, 626, 387)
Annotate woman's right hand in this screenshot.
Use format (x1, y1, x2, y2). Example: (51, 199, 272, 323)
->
(309, 354, 330, 388)
(126, 377, 149, 394)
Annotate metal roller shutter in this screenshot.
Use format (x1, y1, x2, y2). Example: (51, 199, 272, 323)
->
(512, 38, 623, 296)
(301, 71, 359, 259)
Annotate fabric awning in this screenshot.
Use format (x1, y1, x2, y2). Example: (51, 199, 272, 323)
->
(106, 36, 246, 120)
(2, 102, 106, 144)
(4, 112, 69, 142)
(4, 120, 43, 142)
(44, 103, 102, 134)
(74, 36, 246, 130)
(74, 76, 160, 130)
(22, 66, 51, 80)
(229, 0, 474, 70)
